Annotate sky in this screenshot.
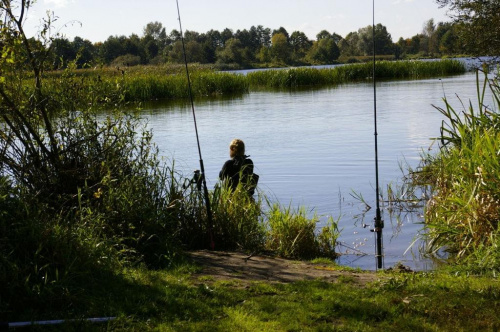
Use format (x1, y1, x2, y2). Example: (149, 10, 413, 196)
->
(24, 0, 452, 43)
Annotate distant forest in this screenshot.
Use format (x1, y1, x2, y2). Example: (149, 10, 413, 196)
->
(47, 19, 463, 69)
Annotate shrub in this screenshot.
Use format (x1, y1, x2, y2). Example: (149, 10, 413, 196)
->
(111, 54, 142, 67)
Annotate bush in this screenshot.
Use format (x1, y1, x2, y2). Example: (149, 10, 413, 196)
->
(0, 2, 184, 312)
(111, 54, 142, 67)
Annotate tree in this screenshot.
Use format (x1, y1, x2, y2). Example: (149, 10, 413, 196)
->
(169, 29, 182, 42)
(316, 30, 332, 40)
(410, 35, 422, 54)
(51, 37, 76, 68)
(143, 21, 167, 43)
(220, 28, 234, 46)
(71, 36, 96, 67)
(270, 32, 290, 64)
(435, 22, 457, 55)
(422, 19, 438, 54)
(306, 38, 340, 64)
(216, 38, 244, 64)
(339, 31, 360, 57)
(251, 25, 271, 49)
(168, 40, 205, 63)
(99, 35, 126, 64)
(201, 29, 222, 63)
(439, 26, 459, 54)
(272, 27, 289, 40)
(289, 31, 312, 62)
(234, 28, 257, 63)
(254, 25, 271, 48)
(142, 35, 159, 62)
(436, 0, 500, 55)
(357, 24, 394, 56)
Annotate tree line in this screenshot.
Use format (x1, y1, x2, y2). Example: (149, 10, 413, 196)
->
(46, 19, 466, 69)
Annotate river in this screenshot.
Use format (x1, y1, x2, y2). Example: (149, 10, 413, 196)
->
(142, 70, 493, 270)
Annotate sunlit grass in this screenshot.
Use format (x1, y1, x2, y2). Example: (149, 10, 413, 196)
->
(6, 264, 500, 331)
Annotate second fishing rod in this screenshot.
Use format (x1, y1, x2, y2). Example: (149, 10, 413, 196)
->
(175, 0, 215, 250)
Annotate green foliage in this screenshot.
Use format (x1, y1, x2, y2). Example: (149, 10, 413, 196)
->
(437, 0, 500, 55)
(111, 54, 142, 67)
(0, 0, 182, 313)
(411, 69, 500, 270)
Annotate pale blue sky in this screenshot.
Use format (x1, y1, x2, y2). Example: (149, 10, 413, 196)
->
(25, 0, 451, 43)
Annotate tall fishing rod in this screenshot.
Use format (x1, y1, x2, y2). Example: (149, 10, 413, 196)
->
(372, 0, 384, 269)
(175, 0, 215, 249)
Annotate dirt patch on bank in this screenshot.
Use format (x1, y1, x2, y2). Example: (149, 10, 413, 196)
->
(188, 250, 382, 287)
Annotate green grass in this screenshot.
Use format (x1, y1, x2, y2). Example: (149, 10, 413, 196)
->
(4, 262, 500, 331)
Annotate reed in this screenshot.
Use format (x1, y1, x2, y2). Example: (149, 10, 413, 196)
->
(40, 65, 249, 107)
(39, 60, 465, 106)
(247, 60, 466, 89)
(123, 71, 249, 101)
(209, 183, 266, 251)
(264, 202, 339, 259)
(413, 70, 500, 269)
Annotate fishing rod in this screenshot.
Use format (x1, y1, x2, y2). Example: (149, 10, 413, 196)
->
(0, 317, 116, 329)
(175, 0, 215, 249)
(371, 0, 384, 269)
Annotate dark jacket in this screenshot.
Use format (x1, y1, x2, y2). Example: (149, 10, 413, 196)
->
(219, 155, 256, 194)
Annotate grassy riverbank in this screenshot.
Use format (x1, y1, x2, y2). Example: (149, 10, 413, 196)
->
(4, 258, 500, 331)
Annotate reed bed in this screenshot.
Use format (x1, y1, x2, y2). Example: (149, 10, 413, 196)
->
(123, 71, 249, 101)
(247, 59, 466, 89)
(39, 60, 465, 106)
(412, 70, 500, 270)
(41, 65, 249, 106)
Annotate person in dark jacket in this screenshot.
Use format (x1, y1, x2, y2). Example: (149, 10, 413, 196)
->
(219, 139, 258, 195)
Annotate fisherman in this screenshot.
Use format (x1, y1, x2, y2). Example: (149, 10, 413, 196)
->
(219, 138, 258, 195)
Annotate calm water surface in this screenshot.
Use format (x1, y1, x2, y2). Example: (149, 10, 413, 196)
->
(142, 71, 491, 270)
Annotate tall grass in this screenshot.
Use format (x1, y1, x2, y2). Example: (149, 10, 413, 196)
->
(264, 203, 340, 259)
(123, 71, 249, 101)
(412, 69, 500, 270)
(174, 180, 340, 258)
(247, 59, 466, 89)
(41, 65, 249, 106)
(39, 60, 465, 106)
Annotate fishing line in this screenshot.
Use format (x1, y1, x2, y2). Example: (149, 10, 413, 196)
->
(372, 0, 384, 269)
(175, 0, 215, 249)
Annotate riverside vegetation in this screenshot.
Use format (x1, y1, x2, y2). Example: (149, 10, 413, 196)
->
(408, 67, 500, 273)
(1, 1, 500, 329)
(1, 1, 340, 323)
(40, 59, 466, 103)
